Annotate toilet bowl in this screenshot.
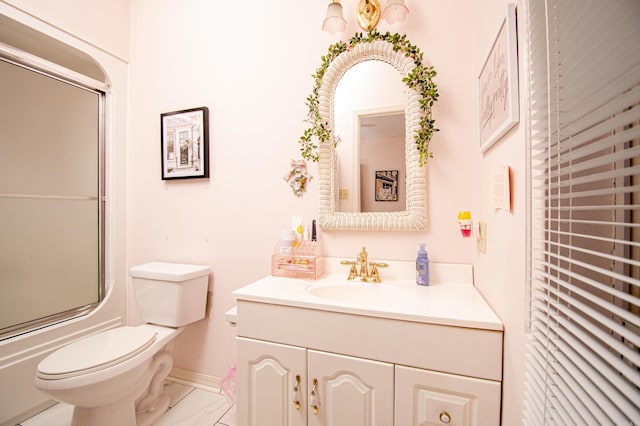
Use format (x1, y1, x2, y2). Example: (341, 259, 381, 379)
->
(34, 262, 210, 426)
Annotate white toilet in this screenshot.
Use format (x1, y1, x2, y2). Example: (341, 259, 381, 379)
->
(34, 262, 210, 426)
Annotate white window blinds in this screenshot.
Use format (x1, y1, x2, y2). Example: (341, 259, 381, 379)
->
(525, 0, 640, 424)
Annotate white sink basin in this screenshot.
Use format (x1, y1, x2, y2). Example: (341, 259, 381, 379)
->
(306, 282, 413, 305)
(231, 260, 503, 331)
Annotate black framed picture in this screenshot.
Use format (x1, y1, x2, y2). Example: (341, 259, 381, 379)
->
(375, 170, 399, 201)
(161, 106, 209, 180)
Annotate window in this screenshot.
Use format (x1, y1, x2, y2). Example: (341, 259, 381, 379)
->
(525, 0, 640, 424)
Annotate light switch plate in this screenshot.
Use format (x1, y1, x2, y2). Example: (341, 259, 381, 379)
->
(478, 222, 487, 254)
(491, 166, 511, 211)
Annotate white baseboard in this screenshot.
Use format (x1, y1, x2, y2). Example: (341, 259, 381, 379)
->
(0, 400, 57, 426)
(169, 367, 221, 391)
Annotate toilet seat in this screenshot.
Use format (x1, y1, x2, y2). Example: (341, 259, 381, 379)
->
(37, 326, 157, 380)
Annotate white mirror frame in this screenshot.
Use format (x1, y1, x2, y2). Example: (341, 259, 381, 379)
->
(318, 40, 426, 231)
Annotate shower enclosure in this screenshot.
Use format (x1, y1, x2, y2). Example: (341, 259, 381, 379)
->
(0, 51, 105, 339)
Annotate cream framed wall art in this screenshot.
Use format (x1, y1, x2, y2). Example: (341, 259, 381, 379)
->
(478, 3, 519, 153)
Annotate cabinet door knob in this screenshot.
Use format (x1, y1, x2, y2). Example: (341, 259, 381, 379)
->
(293, 375, 301, 410)
(439, 411, 452, 424)
(310, 378, 320, 414)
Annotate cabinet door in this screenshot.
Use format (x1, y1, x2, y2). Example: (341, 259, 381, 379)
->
(395, 365, 502, 426)
(308, 350, 394, 426)
(236, 337, 307, 426)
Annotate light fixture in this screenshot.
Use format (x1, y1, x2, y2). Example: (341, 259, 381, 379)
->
(322, 0, 347, 35)
(381, 0, 409, 25)
(322, 0, 409, 34)
(356, 0, 381, 31)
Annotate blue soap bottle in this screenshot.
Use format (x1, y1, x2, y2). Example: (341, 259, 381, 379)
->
(416, 243, 429, 286)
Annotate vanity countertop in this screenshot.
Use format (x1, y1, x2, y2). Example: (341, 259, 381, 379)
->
(231, 259, 503, 331)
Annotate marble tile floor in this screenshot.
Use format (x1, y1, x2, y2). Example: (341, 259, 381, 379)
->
(17, 378, 236, 426)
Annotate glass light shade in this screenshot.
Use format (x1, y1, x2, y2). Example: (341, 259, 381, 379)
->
(381, 0, 409, 24)
(322, 2, 347, 35)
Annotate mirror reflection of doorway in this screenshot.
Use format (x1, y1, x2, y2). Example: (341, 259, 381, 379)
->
(358, 110, 405, 213)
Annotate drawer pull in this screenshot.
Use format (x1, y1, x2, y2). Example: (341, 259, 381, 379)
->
(310, 378, 319, 414)
(439, 411, 451, 424)
(293, 375, 301, 410)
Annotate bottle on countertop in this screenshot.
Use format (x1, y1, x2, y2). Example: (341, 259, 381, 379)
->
(416, 243, 429, 286)
(279, 229, 296, 255)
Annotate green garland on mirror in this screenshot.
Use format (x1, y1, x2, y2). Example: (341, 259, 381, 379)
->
(299, 30, 439, 167)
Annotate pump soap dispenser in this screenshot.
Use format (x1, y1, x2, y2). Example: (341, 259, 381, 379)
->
(416, 243, 429, 286)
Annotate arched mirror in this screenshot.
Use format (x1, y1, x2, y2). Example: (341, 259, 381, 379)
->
(316, 36, 433, 230)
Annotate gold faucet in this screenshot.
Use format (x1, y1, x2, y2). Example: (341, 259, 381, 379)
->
(340, 246, 388, 283)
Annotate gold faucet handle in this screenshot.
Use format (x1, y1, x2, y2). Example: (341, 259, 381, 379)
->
(340, 260, 358, 280)
(368, 262, 388, 283)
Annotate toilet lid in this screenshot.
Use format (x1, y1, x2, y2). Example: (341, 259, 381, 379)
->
(37, 326, 157, 379)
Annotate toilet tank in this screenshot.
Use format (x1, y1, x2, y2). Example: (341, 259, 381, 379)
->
(129, 262, 210, 327)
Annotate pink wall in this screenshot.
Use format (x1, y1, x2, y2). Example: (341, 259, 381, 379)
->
(128, 0, 477, 385)
(3, 0, 130, 61)
(470, 2, 527, 425)
(13, 0, 527, 424)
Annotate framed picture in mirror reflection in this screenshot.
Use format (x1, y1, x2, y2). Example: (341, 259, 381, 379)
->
(375, 170, 398, 201)
(161, 106, 209, 180)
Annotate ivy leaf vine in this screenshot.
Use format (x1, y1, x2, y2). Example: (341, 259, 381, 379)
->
(298, 29, 439, 166)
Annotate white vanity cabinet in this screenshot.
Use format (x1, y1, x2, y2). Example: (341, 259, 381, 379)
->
(236, 338, 306, 426)
(232, 266, 504, 426)
(237, 337, 394, 426)
(395, 365, 502, 425)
